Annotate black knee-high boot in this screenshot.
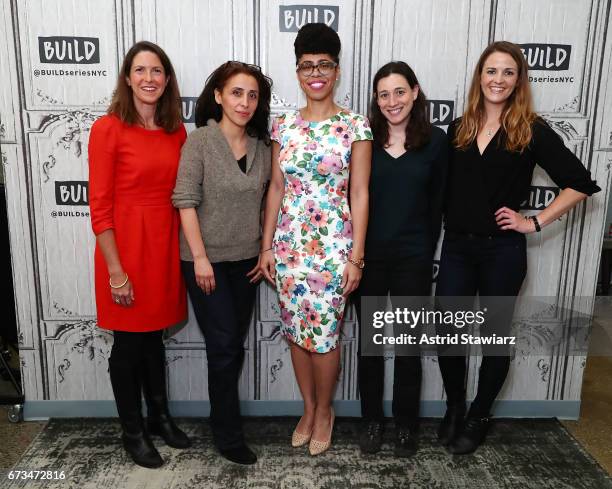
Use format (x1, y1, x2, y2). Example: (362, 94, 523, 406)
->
(108, 352, 163, 468)
(142, 334, 191, 449)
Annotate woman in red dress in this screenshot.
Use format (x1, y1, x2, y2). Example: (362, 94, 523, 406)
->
(88, 41, 190, 468)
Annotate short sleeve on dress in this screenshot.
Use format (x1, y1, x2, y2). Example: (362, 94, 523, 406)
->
(349, 113, 373, 142)
(271, 115, 285, 144)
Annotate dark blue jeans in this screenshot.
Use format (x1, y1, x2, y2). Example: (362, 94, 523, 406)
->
(435, 231, 527, 417)
(181, 256, 257, 450)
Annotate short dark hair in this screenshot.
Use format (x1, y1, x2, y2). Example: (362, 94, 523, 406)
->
(294, 23, 341, 64)
(369, 61, 431, 150)
(108, 41, 182, 133)
(194, 61, 272, 144)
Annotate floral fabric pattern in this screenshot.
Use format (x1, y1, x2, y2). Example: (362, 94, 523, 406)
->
(271, 109, 373, 353)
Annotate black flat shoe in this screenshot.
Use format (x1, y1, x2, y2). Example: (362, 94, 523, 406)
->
(437, 403, 466, 446)
(359, 420, 383, 455)
(147, 415, 192, 449)
(394, 426, 418, 458)
(122, 431, 164, 468)
(447, 416, 490, 455)
(219, 445, 258, 465)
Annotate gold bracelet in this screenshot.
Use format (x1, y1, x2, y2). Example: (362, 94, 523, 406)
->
(109, 273, 129, 289)
(260, 247, 273, 254)
(348, 257, 365, 269)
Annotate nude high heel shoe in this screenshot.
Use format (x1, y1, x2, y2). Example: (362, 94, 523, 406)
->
(309, 408, 335, 456)
(291, 416, 312, 447)
(291, 429, 312, 447)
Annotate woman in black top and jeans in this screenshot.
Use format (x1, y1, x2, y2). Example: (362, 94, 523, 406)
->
(437, 41, 600, 455)
(355, 61, 448, 457)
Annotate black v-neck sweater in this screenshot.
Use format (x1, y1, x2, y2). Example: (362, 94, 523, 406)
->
(365, 126, 448, 260)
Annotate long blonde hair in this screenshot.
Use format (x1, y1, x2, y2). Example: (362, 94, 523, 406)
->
(455, 41, 537, 153)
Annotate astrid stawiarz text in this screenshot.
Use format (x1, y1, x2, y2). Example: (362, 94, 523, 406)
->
(369, 307, 517, 346)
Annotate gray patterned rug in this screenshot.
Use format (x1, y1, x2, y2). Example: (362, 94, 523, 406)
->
(3, 417, 611, 488)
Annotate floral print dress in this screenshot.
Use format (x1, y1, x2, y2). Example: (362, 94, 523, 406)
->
(271, 109, 373, 353)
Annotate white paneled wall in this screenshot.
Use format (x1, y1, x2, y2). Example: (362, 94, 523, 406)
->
(1, 0, 610, 412)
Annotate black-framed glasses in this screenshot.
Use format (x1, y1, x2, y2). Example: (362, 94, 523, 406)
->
(296, 60, 338, 77)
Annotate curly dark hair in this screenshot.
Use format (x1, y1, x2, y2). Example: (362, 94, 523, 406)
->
(108, 41, 182, 133)
(369, 61, 431, 150)
(194, 61, 272, 143)
(294, 23, 341, 64)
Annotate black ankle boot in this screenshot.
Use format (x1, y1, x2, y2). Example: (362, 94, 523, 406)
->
(142, 338, 191, 449)
(394, 425, 418, 458)
(359, 419, 383, 454)
(146, 406, 191, 449)
(122, 430, 164, 468)
(437, 402, 465, 446)
(447, 415, 490, 455)
(219, 445, 257, 465)
(109, 352, 164, 468)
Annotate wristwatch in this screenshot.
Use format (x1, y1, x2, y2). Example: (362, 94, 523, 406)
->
(348, 257, 365, 269)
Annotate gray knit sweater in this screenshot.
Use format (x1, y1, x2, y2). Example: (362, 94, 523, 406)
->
(172, 119, 271, 262)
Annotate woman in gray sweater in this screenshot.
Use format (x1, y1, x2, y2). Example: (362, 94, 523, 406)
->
(171, 61, 272, 465)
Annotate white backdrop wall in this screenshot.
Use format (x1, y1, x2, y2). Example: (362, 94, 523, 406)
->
(1, 0, 611, 418)
(606, 191, 612, 236)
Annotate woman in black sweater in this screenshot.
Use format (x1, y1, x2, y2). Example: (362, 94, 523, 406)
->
(355, 61, 448, 457)
(436, 41, 600, 455)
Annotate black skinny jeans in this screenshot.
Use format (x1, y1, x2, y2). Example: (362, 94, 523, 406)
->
(435, 231, 527, 417)
(355, 255, 432, 429)
(181, 256, 257, 450)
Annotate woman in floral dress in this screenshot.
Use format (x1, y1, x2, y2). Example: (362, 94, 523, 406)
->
(261, 23, 372, 455)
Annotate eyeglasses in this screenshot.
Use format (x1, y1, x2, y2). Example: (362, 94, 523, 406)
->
(296, 61, 338, 77)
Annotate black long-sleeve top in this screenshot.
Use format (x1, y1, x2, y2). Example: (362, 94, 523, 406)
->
(365, 126, 448, 260)
(444, 117, 600, 236)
